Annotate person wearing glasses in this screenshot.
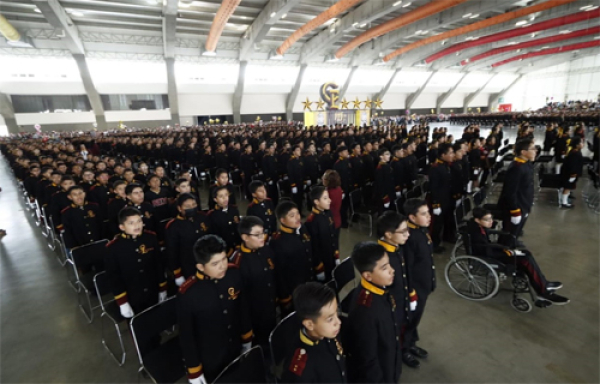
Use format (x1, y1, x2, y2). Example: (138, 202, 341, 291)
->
(230, 216, 291, 349)
(497, 138, 536, 248)
(468, 207, 569, 305)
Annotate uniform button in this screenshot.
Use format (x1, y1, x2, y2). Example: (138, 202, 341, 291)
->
(264, 268, 268, 271)
(87, 231, 91, 235)
(219, 294, 224, 299)
(223, 309, 228, 314)
(140, 270, 144, 273)
(138, 259, 141, 262)
(396, 336, 399, 341)
(342, 372, 345, 376)
(228, 325, 231, 329)
(336, 355, 340, 361)
(144, 288, 148, 292)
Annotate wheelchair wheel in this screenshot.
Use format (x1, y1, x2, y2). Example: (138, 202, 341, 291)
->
(445, 256, 499, 301)
(510, 296, 532, 313)
(451, 237, 466, 259)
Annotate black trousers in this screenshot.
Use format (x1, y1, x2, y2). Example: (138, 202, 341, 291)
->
(402, 293, 428, 350)
(489, 248, 549, 295)
(431, 206, 455, 246)
(292, 190, 303, 213)
(499, 211, 529, 248)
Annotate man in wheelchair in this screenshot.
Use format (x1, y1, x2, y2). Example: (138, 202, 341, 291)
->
(467, 207, 569, 306)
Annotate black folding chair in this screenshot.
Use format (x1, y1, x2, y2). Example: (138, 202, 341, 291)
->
(69, 239, 108, 323)
(269, 311, 300, 381)
(93, 271, 127, 366)
(230, 169, 244, 200)
(277, 179, 291, 200)
(395, 195, 406, 215)
(213, 346, 267, 384)
(130, 297, 185, 384)
(332, 257, 357, 316)
(348, 188, 373, 236)
(473, 187, 487, 206)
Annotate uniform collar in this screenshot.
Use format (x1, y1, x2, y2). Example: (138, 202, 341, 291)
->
(120, 233, 137, 239)
(311, 207, 322, 215)
(408, 221, 419, 229)
(215, 204, 228, 212)
(280, 224, 295, 234)
(240, 244, 254, 253)
(300, 329, 319, 346)
(515, 157, 528, 163)
(435, 159, 443, 164)
(195, 270, 208, 280)
(377, 239, 397, 253)
(360, 278, 385, 296)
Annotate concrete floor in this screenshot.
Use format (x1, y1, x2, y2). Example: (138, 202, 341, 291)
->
(1, 124, 599, 383)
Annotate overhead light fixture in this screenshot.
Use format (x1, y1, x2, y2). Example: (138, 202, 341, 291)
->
(517, 49, 521, 52)
(330, 26, 335, 33)
(584, 5, 599, 11)
(241, 16, 248, 19)
(393, 1, 402, 6)
(34, 8, 41, 13)
(281, 13, 287, 19)
(360, 23, 366, 27)
(415, 30, 423, 35)
(352, 22, 359, 27)
(402, 2, 411, 7)
(202, 50, 216, 56)
(462, 13, 472, 18)
(559, 30, 572, 34)
(325, 54, 339, 62)
(531, 33, 536, 38)
(421, 30, 428, 34)
(441, 40, 447, 45)
(464, 58, 469, 63)
(71, 11, 84, 17)
(529, 15, 535, 21)
(541, 46, 550, 49)
(580, 5, 594, 10)
(270, 12, 276, 18)
(595, 36, 600, 40)
(515, 20, 527, 26)
(268, 50, 283, 60)
(469, 14, 479, 18)
(179, 1, 192, 8)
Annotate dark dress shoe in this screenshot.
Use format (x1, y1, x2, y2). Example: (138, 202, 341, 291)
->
(545, 281, 563, 291)
(540, 292, 570, 305)
(409, 346, 429, 359)
(402, 352, 420, 368)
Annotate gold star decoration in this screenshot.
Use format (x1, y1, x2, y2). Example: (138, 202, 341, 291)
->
(302, 97, 313, 111)
(341, 98, 350, 109)
(316, 99, 325, 110)
(373, 98, 383, 109)
(363, 97, 372, 109)
(352, 97, 362, 109)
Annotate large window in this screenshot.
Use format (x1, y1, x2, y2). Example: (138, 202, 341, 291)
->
(100, 94, 169, 110)
(11, 95, 91, 113)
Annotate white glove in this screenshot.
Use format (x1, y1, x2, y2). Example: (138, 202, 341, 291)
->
(283, 176, 289, 180)
(119, 303, 134, 319)
(189, 374, 207, 384)
(342, 193, 345, 199)
(306, 180, 312, 186)
(268, 180, 273, 185)
(159, 291, 167, 302)
(241, 342, 252, 354)
(200, 172, 206, 177)
(175, 276, 186, 287)
(474, 169, 480, 175)
(384, 202, 390, 208)
(514, 250, 525, 256)
(259, 171, 263, 175)
(395, 191, 401, 198)
(292, 187, 298, 194)
(568, 177, 575, 183)
(335, 258, 341, 266)
(316, 272, 325, 281)
(511, 215, 522, 225)
(410, 300, 418, 311)
(561, 154, 565, 159)
(433, 207, 442, 216)
(456, 199, 461, 208)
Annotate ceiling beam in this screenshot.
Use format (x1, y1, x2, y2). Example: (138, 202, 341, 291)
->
(163, 0, 179, 126)
(463, 73, 496, 112)
(375, 67, 401, 102)
(72, 53, 106, 130)
(300, 0, 399, 63)
(406, 70, 436, 110)
(436, 72, 468, 114)
(353, 0, 516, 66)
(487, 74, 523, 110)
(165, 57, 180, 126)
(286, 63, 308, 121)
(338, 65, 358, 102)
(32, 0, 85, 55)
(233, 61, 248, 124)
(239, 0, 302, 61)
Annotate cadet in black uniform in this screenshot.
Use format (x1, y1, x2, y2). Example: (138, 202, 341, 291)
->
(374, 147, 396, 214)
(24, 165, 40, 201)
(376, 211, 416, 355)
(305, 187, 340, 281)
(281, 282, 346, 383)
(104, 207, 167, 319)
(50, 175, 75, 233)
(497, 139, 535, 247)
(106, 180, 128, 237)
(345, 242, 402, 383)
(209, 169, 237, 206)
(246, 181, 277, 237)
(349, 143, 365, 190)
(288, 145, 305, 212)
(429, 143, 455, 251)
(144, 174, 171, 222)
(334, 146, 352, 228)
(35, 167, 53, 206)
(125, 183, 157, 233)
(262, 143, 279, 206)
(42, 171, 62, 209)
(178, 235, 253, 384)
(231, 216, 290, 348)
(165, 193, 210, 284)
(80, 169, 95, 194)
(88, 170, 111, 217)
(560, 137, 584, 208)
(207, 185, 241, 255)
(239, 143, 256, 200)
(402, 198, 435, 368)
(270, 201, 317, 294)
(61, 185, 103, 249)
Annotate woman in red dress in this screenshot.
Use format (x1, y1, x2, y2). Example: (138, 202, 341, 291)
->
(322, 169, 343, 235)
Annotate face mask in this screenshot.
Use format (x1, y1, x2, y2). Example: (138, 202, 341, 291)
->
(184, 208, 196, 217)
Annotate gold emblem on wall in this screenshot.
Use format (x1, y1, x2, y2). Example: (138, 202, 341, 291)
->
(302, 97, 313, 111)
(352, 97, 361, 109)
(340, 98, 350, 109)
(319, 82, 340, 109)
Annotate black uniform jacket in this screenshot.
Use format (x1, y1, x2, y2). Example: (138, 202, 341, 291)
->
(165, 212, 210, 279)
(404, 222, 436, 297)
(305, 208, 339, 277)
(246, 198, 277, 236)
(207, 205, 241, 254)
(378, 240, 415, 325)
(270, 225, 315, 296)
(61, 202, 103, 248)
(497, 157, 534, 217)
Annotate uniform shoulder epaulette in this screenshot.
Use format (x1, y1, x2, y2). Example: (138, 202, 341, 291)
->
(179, 276, 197, 294)
(230, 250, 242, 265)
(106, 236, 119, 247)
(165, 219, 176, 230)
(357, 288, 373, 308)
(306, 213, 315, 223)
(143, 229, 157, 236)
(247, 201, 256, 208)
(207, 209, 215, 216)
(60, 206, 71, 214)
(271, 232, 282, 240)
(227, 262, 239, 269)
(288, 348, 308, 377)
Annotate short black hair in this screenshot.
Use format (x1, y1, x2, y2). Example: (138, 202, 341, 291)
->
(123, 168, 134, 174)
(95, 170, 109, 177)
(112, 180, 127, 190)
(41, 166, 53, 175)
(310, 186, 326, 203)
(438, 143, 453, 157)
(293, 282, 337, 322)
(569, 137, 582, 148)
(193, 235, 227, 265)
(403, 198, 427, 217)
(249, 180, 265, 194)
(378, 147, 390, 158)
(118, 206, 141, 224)
(514, 138, 533, 155)
(376, 211, 407, 238)
(177, 192, 197, 207)
(67, 185, 84, 195)
(60, 175, 74, 183)
(125, 183, 143, 195)
(215, 168, 228, 179)
(238, 216, 264, 236)
(472, 207, 491, 220)
(351, 241, 386, 274)
(147, 174, 160, 183)
(276, 200, 298, 220)
(212, 185, 229, 199)
(175, 178, 188, 188)
(452, 142, 463, 153)
(336, 145, 348, 153)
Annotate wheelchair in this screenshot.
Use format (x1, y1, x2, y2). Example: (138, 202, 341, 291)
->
(445, 228, 547, 313)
